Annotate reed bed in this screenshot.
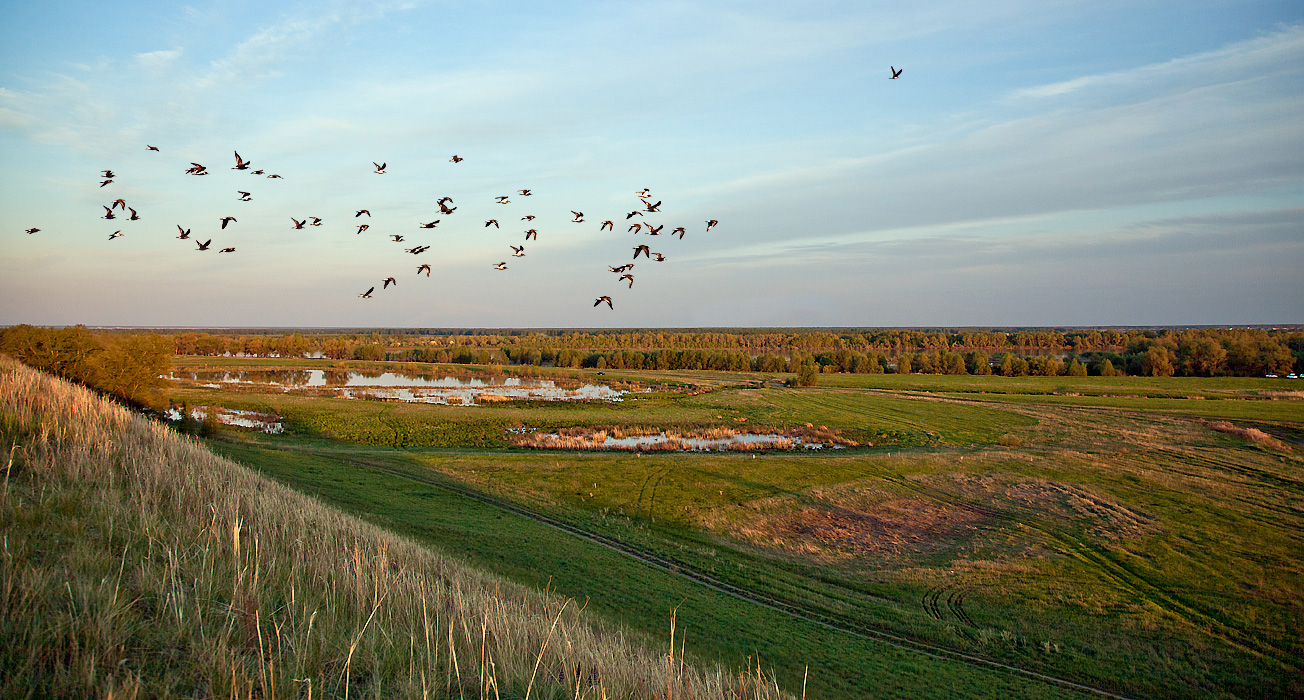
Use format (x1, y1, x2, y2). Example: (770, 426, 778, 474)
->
(0, 357, 790, 699)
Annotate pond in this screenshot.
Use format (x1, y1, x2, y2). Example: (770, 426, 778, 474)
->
(167, 369, 628, 405)
(166, 406, 284, 433)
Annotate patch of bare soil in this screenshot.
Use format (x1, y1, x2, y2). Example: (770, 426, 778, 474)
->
(1203, 420, 1292, 451)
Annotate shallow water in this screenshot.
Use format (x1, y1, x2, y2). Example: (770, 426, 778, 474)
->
(167, 369, 627, 405)
(166, 407, 284, 433)
(530, 432, 844, 451)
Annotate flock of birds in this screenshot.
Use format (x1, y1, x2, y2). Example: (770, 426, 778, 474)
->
(26, 147, 719, 311)
(20, 68, 910, 309)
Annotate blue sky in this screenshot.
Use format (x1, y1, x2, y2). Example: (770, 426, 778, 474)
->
(2, 1, 1301, 328)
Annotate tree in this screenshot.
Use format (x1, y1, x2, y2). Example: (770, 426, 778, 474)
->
(945, 352, 967, 375)
(1096, 358, 1116, 377)
(198, 407, 221, 438)
(93, 333, 172, 406)
(1178, 337, 1226, 377)
(1067, 358, 1087, 376)
(897, 353, 914, 374)
(795, 357, 819, 386)
(1140, 345, 1175, 377)
(967, 351, 991, 376)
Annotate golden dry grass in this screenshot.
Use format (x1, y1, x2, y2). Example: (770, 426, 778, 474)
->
(0, 356, 791, 699)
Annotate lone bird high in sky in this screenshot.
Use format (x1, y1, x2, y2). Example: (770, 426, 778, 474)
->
(1, 2, 1300, 327)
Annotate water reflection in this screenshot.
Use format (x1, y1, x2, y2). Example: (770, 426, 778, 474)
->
(167, 369, 627, 405)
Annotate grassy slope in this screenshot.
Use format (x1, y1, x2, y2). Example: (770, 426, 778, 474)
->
(0, 357, 797, 700)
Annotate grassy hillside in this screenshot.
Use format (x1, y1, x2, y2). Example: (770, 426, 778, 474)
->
(0, 356, 789, 699)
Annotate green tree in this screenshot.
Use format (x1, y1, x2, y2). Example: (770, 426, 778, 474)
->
(1067, 358, 1087, 376)
(795, 358, 819, 386)
(1096, 358, 1116, 377)
(93, 333, 172, 406)
(1140, 345, 1175, 377)
(896, 353, 914, 374)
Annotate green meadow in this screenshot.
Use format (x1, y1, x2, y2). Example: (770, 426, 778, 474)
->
(172, 358, 1304, 699)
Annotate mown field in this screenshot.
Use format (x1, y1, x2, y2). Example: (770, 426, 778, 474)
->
(171, 357, 1304, 699)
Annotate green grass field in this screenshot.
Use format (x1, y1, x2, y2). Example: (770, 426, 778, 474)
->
(171, 360, 1304, 699)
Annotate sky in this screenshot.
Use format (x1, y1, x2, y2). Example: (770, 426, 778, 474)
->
(1, 0, 1301, 329)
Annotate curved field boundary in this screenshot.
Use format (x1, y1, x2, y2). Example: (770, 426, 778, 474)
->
(287, 445, 1139, 700)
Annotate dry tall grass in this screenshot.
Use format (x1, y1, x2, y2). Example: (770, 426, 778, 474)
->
(0, 357, 790, 699)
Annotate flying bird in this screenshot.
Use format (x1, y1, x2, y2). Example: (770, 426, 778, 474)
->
(383, 277, 397, 289)
(291, 218, 306, 229)
(438, 202, 457, 215)
(652, 253, 666, 261)
(450, 155, 463, 163)
(356, 224, 369, 234)
(127, 207, 140, 221)
(232, 151, 251, 170)
(101, 170, 115, 178)
(176, 225, 191, 239)
(356, 209, 370, 217)
(146, 145, 159, 151)
(437, 196, 454, 205)
(111, 198, 127, 210)
(238, 191, 252, 201)
(419, 221, 439, 228)
(186, 163, 206, 175)
(195, 239, 212, 251)
(705, 220, 718, 230)
(510, 245, 524, 257)
(524, 229, 538, 240)
(373, 162, 386, 174)
(594, 296, 613, 309)
(625, 210, 643, 219)
(633, 244, 651, 259)
(609, 264, 633, 273)
(101, 207, 116, 220)
(485, 219, 499, 228)
(391, 235, 404, 242)
(643, 200, 661, 212)
(571, 211, 584, 222)
(671, 227, 686, 239)
(24, 228, 39, 235)
(646, 224, 663, 236)
(628, 223, 642, 233)
(219, 247, 236, 253)
(266, 173, 282, 179)
(359, 287, 374, 298)
(495, 196, 510, 204)
(99, 179, 113, 187)
(890, 66, 902, 79)
(310, 217, 323, 226)
(220, 216, 236, 229)
(252, 170, 265, 175)
(493, 262, 507, 270)
(635, 188, 650, 197)
(600, 220, 613, 231)
(619, 273, 634, 288)
(417, 264, 431, 276)
(108, 231, 123, 240)
(406, 246, 430, 254)
(521, 215, 535, 221)
(518, 189, 532, 196)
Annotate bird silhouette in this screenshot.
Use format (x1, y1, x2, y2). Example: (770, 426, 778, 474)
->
(628, 223, 642, 233)
(671, 227, 686, 239)
(359, 286, 374, 298)
(485, 219, 499, 228)
(291, 218, 306, 229)
(510, 245, 525, 257)
(127, 207, 140, 221)
(518, 189, 532, 196)
(219, 247, 236, 253)
(437, 196, 454, 205)
(646, 224, 663, 235)
(620, 273, 634, 288)
(450, 155, 463, 163)
(101, 207, 116, 220)
(220, 216, 236, 229)
(419, 221, 439, 228)
(439, 202, 457, 215)
(232, 151, 252, 170)
(625, 210, 643, 219)
(495, 196, 510, 204)
(609, 264, 634, 273)
(373, 162, 386, 174)
(238, 191, 252, 201)
(524, 229, 538, 240)
(391, 235, 404, 242)
(600, 220, 614, 231)
(252, 170, 264, 175)
(571, 211, 584, 222)
(643, 200, 661, 212)
(493, 262, 507, 270)
(310, 217, 323, 226)
(652, 253, 666, 261)
(146, 145, 159, 151)
(101, 170, 115, 178)
(111, 198, 127, 210)
(356, 224, 369, 234)
(594, 296, 613, 309)
(383, 277, 397, 289)
(417, 264, 431, 276)
(25, 228, 39, 235)
(633, 244, 651, 259)
(356, 209, 370, 217)
(635, 188, 650, 197)
(890, 66, 902, 79)
(705, 219, 718, 230)
(521, 215, 535, 221)
(196, 239, 212, 251)
(108, 231, 123, 240)
(406, 246, 430, 254)
(266, 173, 282, 179)
(176, 225, 191, 239)
(99, 179, 113, 187)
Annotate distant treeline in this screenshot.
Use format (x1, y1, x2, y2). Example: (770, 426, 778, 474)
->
(162, 327, 1303, 378)
(0, 325, 171, 405)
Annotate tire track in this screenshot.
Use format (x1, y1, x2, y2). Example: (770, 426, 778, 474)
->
(273, 443, 1139, 700)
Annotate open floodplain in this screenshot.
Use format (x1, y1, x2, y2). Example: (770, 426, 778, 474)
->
(163, 355, 1303, 700)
